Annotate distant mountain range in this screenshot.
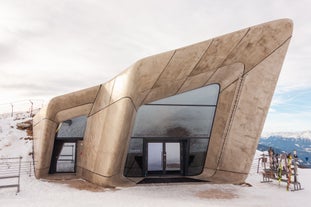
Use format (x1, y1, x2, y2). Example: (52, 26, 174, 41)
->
(258, 131, 311, 168)
(261, 130, 311, 139)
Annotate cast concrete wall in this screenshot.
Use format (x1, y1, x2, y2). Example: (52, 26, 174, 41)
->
(33, 19, 293, 186)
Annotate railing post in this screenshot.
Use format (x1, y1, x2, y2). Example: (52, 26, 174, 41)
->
(29, 161, 32, 177)
(17, 157, 22, 193)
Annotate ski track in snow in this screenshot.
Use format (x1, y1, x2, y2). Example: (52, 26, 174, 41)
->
(0, 113, 310, 207)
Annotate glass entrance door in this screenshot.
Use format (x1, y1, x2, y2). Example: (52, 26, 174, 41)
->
(165, 143, 180, 172)
(147, 142, 182, 175)
(147, 143, 163, 172)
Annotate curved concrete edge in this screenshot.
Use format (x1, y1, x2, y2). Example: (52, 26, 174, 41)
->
(33, 85, 100, 178)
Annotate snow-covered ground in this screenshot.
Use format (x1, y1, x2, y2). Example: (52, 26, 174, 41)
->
(0, 113, 310, 207)
(0, 112, 33, 161)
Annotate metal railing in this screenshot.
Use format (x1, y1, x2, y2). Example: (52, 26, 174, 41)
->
(0, 157, 22, 193)
(0, 99, 44, 117)
(0, 157, 34, 193)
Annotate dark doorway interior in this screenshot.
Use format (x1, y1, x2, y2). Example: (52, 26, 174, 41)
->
(146, 141, 184, 176)
(50, 141, 76, 173)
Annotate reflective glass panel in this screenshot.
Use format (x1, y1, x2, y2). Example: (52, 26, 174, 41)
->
(165, 143, 181, 171)
(57, 116, 87, 139)
(187, 139, 209, 175)
(132, 106, 215, 138)
(124, 138, 144, 177)
(56, 143, 76, 173)
(151, 84, 219, 105)
(148, 143, 163, 171)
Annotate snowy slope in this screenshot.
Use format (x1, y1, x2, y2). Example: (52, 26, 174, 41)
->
(0, 113, 33, 161)
(0, 112, 310, 207)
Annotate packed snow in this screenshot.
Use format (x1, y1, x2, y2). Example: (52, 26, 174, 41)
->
(0, 112, 310, 207)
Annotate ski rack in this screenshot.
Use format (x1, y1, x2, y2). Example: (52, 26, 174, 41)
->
(257, 149, 303, 191)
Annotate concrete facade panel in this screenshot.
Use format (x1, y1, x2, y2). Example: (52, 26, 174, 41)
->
(206, 63, 244, 91)
(190, 28, 248, 76)
(178, 70, 215, 93)
(154, 40, 212, 87)
(90, 79, 115, 115)
(45, 86, 100, 121)
(110, 51, 175, 106)
(223, 19, 293, 72)
(142, 79, 185, 104)
(203, 81, 240, 171)
(217, 39, 292, 174)
(33, 119, 58, 177)
(55, 103, 93, 123)
(78, 98, 135, 184)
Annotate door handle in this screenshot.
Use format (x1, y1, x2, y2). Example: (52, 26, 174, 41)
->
(163, 151, 166, 170)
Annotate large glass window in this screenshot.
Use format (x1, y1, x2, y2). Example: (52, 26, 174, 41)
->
(132, 106, 216, 138)
(124, 84, 219, 177)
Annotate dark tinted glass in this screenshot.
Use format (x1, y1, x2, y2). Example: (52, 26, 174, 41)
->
(151, 84, 219, 105)
(187, 139, 209, 175)
(124, 138, 144, 177)
(56, 116, 87, 139)
(132, 105, 216, 138)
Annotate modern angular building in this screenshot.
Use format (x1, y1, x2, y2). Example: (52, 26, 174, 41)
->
(33, 19, 293, 187)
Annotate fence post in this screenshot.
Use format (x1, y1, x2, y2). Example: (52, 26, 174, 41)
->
(17, 157, 22, 193)
(10, 103, 14, 117)
(29, 100, 33, 117)
(29, 161, 32, 177)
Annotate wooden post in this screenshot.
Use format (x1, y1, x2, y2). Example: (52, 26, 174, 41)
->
(29, 100, 33, 117)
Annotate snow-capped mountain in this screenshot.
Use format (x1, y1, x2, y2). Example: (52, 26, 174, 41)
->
(261, 130, 311, 139)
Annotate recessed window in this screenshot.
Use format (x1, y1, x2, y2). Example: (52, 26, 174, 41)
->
(50, 115, 87, 174)
(56, 116, 87, 139)
(124, 84, 219, 177)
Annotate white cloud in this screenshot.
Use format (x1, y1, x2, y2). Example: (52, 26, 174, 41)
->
(1, 0, 311, 132)
(263, 110, 311, 132)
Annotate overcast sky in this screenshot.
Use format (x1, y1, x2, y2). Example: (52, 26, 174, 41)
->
(0, 0, 310, 132)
